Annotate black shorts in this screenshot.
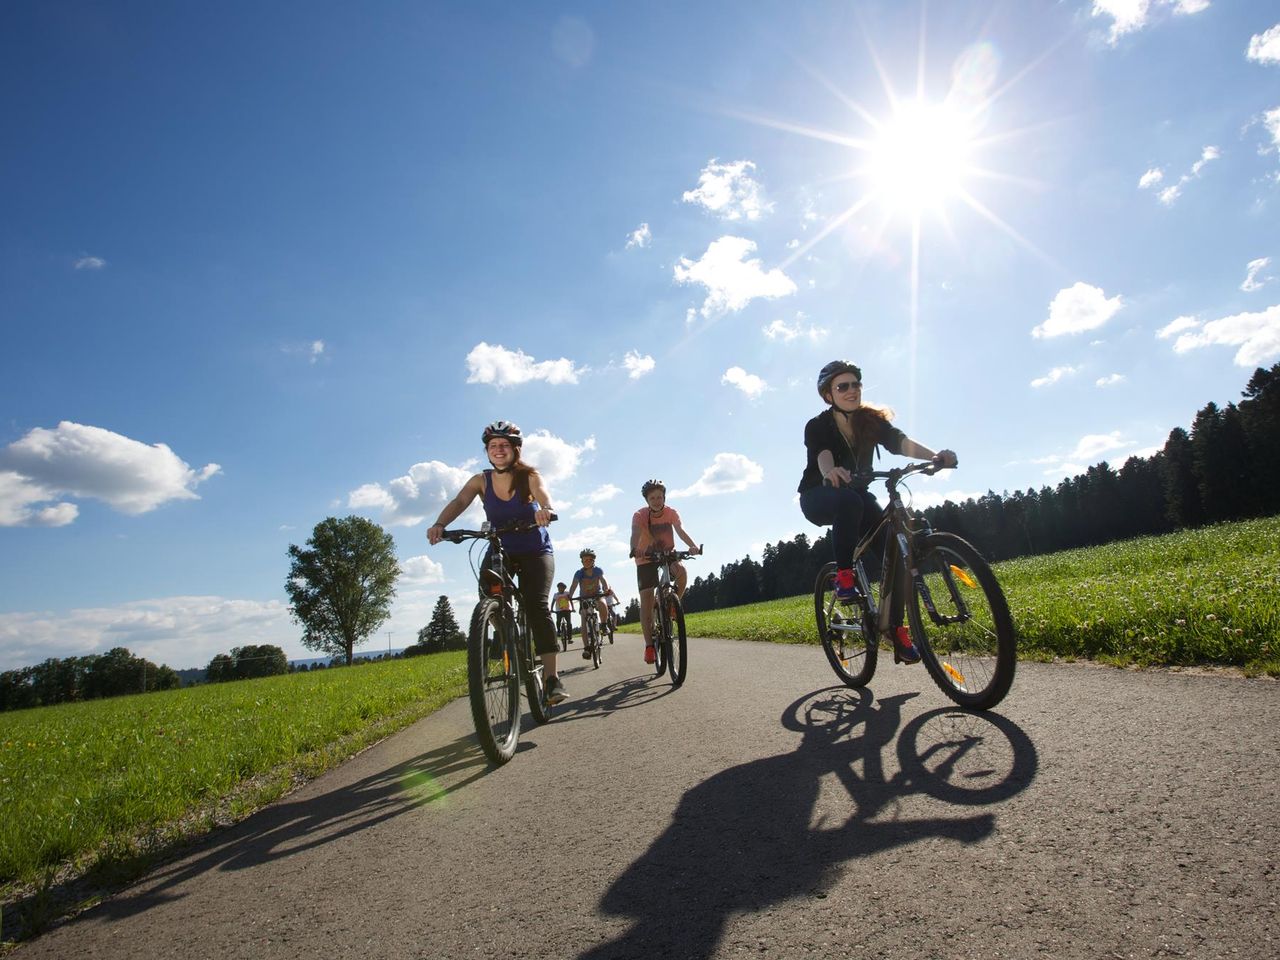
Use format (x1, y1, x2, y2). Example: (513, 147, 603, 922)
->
(636, 563, 659, 591)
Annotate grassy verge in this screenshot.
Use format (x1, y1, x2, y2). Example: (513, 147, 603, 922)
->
(1, 651, 467, 941)
(622, 516, 1280, 675)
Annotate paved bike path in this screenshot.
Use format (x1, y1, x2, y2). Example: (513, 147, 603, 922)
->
(19, 637, 1279, 959)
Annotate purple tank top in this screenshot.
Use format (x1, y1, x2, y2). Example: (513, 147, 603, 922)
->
(483, 471, 552, 555)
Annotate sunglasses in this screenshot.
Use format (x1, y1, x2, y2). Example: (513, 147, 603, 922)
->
(832, 381, 862, 393)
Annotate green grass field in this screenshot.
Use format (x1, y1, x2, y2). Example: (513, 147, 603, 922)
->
(624, 516, 1280, 674)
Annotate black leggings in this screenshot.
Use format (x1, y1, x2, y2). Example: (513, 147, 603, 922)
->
(503, 552, 558, 656)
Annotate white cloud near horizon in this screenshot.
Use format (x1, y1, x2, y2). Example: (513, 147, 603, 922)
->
(74, 255, 106, 270)
(1171, 304, 1280, 367)
(674, 236, 797, 319)
(1033, 282, 1123, 338)
(1247, 24, 1280, 64)
(622, 350, 655, 379)
(465, 342, 581, 387)
(682, 159, 772, 221)
(763, 313, 827, 342)
(1242, 257, 1273, 292)
(625, 222, 651, 249)
(0, 422, 220, 527)
(671, 453, 764, 498)
(1030, 365, 1079, 388)
(722, 366, 768, 399)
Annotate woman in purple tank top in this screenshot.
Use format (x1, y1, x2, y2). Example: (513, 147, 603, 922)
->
(427, 420, 567, 704)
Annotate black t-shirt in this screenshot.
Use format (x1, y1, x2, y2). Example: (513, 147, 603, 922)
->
(797, 409, 907, 493)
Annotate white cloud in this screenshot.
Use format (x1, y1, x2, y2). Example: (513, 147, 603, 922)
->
(401, 555, 446, 585)
(763, 314, 827, 342)
(625, 223, 651, 249)
(585, 484, 622, 503)
(1247, 24, 1280, 64)
(1138, 168, 1164, 189)
(0, 422, 220, 526)
(1171, 304, 1280, 367)
(1190, 145, 1219, 174)
(74, 256, 106, 270)
(670, 453, 764, 498)
(1033, 282, 1123, 338)
(555, 523, 628, 557)
(1069, 432, 1131, 461)
(1263, 107, 1280, 155)
(1093, 0, 1209, 45)
(1242, 257, 1273, 292)
(1156, 315, 1200, 339)
(1171, 0, 1209, 13)
(310, 340, 326, 363)
(569, 506, 596, 520)
(1030, 365, 1080, 388)
(1096, 373, 1126, 387)
(721, 366, 768, 399)
(0, 596, 295, 673)
(622, 350, 655, 379)
(1150, 145, 1220, 205)
(465, 342, 581, 387)
(907, 489, 986, 510)
(522, 431, 595, 485)
(347, 460, 477, 527)
(681, 159, 772, 221)
(674, 236, 797, 319)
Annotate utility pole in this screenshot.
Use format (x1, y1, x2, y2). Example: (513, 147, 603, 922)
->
(387, 631, 392, 657)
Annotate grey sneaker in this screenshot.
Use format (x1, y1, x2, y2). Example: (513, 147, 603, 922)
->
(546, 675, 568, 705)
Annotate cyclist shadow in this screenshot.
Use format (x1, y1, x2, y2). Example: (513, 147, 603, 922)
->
(550, 675, 677, 725)
(579, 688, 1038, 960)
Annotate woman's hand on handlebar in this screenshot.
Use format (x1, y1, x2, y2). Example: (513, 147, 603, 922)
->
(427, 523, 445, 545)
(534, 507, 553, 526)
(934, 450, 958, 469)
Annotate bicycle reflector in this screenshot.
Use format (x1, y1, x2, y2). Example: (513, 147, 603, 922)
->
(942, 661, 967, 686)
(480, 568, 503, 596)
(950, 564, 977, 588)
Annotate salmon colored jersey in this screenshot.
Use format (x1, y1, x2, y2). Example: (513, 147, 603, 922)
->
(632, 506, 681, 565)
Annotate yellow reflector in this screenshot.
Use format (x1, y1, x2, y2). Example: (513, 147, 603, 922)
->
(950, 564, 977, 588)
(942, 661, 966, 685)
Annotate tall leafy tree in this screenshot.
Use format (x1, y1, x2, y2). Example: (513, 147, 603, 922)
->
(286, 516, 400, 665)
(422, 595, 464, 652)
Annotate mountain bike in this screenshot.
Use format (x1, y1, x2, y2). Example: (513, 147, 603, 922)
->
(556, 610, 573, 651)
(814, 460, 1015, 710)
(604, 601, 619, 644)
(440, 517, 555, 764)
(577, 597, 604, 669)
(645, 548, 699, 687)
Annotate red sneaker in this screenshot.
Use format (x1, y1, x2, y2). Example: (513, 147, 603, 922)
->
(643, 644, 656, 664)
(893, 626, 921, 664)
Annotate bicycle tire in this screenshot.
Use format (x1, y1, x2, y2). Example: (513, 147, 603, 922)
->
(590, 619, 602, 669)
(557, 619, 570, 652)
(814, 561, 877, 688)
(906, 532, 1016, 710)
(652, 600, 668, 677)
(467, 599, 520, 764)
(520, 611, 552, 725)
(666, 594, 688, 687)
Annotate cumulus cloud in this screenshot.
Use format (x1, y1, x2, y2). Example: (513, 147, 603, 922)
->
(763, 314, 827, 342)
(1138, 168, 1164, 189)
(0, 596, 294, 673)
(1030, 365, 1080, 388)
(347, 460, 477, 528)
(682, 159, 772, 221)
(1149, 145, 1220, 205)
(1093, 0, 1209, 45)
(400, 555, 446, 585)
(0, 422, 220, 527)
(1096, 373, 1126, 387)
(625, 223, 651, 249)
(1242, 257, 1273, 292)
(1171, 304, 1280, 367)
(670, 453, 764, 498)
(585, 484, 622, 503)
(74, 255, 106, 270)
(674, 236, 797, 319)
(522, 431, 596, 485)
(465, 342, 581, 387)
(1247, 24, 1280, 64)
(1156, 315, 1200, 339)
(1033, 282, 1123, 338)
(622, 350, 656, 379)
(721, 366, 768, 399)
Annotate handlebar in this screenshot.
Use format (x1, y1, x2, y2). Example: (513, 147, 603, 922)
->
(646, 546, 702, 563)
(441, 513, 558, 543)
(847, 458, 952, 487)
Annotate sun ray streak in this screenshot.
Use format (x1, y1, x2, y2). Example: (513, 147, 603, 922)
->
(956, 188, 1064, 272)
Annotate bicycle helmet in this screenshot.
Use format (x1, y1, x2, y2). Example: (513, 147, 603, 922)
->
(579, 548, 596, 559)
(816, 360, 862, 399)
(641, 479, 666, 497)
(481, 420, 523, 448)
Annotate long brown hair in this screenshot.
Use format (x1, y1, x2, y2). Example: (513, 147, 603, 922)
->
(833, 403, 895, 459)
(505, 451, 539, 504)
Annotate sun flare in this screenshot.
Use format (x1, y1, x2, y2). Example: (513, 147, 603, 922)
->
(866, 100, 976, 216)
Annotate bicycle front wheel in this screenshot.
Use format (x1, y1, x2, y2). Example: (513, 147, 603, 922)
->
(814, 562, 877, 688)
(589, 620, 602, 669)
(467, 600, 520, 764)
(665, 594, 688, 688)
(651, 601, 668, 677)
(907, 532, 1016, 710)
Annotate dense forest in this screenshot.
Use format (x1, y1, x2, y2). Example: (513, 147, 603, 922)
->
(677, 362, 1280, 614)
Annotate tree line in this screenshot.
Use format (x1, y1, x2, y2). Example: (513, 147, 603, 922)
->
(678, 362, 1280, 612)
(0, 647, 180, 712)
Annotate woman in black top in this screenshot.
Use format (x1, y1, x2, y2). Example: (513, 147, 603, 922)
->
(797, 360, 957, 662)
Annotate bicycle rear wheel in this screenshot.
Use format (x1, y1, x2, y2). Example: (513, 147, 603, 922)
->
(666, 593, 688, 687)
(520, 614, 552, 725)
(906, 532, 1016, 710)
(467, 600, 520, 764)
(589, 619, 602, 669)
(814, 562, 877, 688)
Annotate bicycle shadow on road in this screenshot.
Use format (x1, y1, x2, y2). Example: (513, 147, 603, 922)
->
(578, 687, 1038, 960)
(550, 673, 679, 725)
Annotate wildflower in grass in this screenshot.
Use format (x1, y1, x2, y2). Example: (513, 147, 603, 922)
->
(1206, 614, 1217, 621)
(1176, 619, 1186, 626)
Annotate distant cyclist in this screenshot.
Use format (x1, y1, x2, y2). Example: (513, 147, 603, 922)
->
(630, 480, 702, 665)
(552, 581, 574, 644)
(567, 548, 612, 659)
(797, 360, 956, 664)
(427, 420, 568, 704)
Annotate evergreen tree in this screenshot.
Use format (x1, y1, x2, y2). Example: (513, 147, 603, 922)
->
(423, 595, 464, 652)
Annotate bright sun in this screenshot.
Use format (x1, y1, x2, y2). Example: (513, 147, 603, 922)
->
(865, 100, 976, 216)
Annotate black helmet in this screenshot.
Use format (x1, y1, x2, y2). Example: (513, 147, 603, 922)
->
(481, 420, 523, 448)
(641, 479, 666, 497)
(816, 360, 862, 399)
(557, 581, 567, 589)
(579, 548, 596, 559)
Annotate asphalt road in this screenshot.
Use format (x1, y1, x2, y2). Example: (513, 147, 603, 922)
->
(18, 636, 1279, 959)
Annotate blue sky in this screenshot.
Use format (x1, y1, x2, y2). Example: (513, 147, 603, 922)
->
(3, 1, 1279, 672)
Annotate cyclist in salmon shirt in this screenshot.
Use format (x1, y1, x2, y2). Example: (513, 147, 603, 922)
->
(427, 420, 568, 704)
(567, 548, 612, 659)
(798, 360, 957, 665)
(630, 480, 702, 665)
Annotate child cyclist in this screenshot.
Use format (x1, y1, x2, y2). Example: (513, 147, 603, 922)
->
(552, 581, 574, 646)
(567, 548, 611, 659)
(797, 360, 957, 665)
(630, 480, 702, 665)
